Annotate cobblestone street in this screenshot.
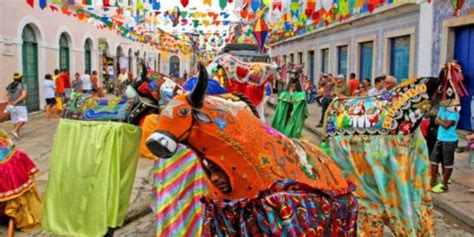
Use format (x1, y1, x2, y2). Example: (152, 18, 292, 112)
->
(1, 112, 473, 236)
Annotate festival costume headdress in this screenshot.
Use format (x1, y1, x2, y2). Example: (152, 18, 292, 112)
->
(435, 61, 467, 109)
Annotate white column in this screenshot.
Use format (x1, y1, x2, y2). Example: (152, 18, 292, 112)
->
(417, 2, 434, 77)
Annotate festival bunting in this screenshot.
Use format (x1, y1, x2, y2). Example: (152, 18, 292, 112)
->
(251, 0, 260, 12)
(272, 0, 282, 11)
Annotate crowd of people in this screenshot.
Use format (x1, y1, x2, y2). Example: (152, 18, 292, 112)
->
(3, 67, 130, 139)
(313, 73, 397, 127)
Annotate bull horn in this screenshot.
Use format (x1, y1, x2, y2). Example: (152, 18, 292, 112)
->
(187, 62, 208, 108)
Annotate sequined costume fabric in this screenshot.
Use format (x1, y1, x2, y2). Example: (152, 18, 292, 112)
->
(202, 180, 358, 237)
(327, 131, 434, 236)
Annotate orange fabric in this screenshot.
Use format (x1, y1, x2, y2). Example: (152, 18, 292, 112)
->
(348, 79, 360, 96)
(154, 95, 350, 200)
(140, 114, 159, 159)
(56, 76, 65, 94)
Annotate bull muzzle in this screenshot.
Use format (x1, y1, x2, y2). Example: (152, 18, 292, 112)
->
(146, 132, 178, 158)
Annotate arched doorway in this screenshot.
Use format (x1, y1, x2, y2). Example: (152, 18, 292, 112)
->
(169, 55, 180, 78)
(59, 33, 70, 72)
(128, 48, 133, 73)
(84, 38, 93, 73)
(22, 24, 39, 111)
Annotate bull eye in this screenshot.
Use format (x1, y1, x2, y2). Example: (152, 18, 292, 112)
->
(178, 108, 191, 117)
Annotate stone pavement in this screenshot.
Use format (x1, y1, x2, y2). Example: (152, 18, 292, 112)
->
(269, 98, 474, 229)
(0, 113, 154, 236)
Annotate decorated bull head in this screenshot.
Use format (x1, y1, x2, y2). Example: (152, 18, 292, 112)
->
(146, 63, 211, 158)
(125, 63, 161, 125)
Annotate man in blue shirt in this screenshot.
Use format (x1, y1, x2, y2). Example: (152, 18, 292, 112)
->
(430, 99, 461, 193)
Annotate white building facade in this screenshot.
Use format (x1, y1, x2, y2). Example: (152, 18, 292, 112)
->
(0, 0, 192, 113)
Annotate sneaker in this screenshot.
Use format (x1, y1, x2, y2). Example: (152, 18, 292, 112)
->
(432, 183, 448, 193)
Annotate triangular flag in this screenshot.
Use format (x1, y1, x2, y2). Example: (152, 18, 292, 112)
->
(181, 0, 189, 7)
(26, 0, 34, 8)
(203, 0, 212, 6)
(137, 0, 144, 10)
(251, 0, 260, 12)
(40, 0, 47, 8)
(219, 0, 227, 9)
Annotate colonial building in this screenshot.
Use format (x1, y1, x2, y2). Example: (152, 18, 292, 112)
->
(0, 0, 191, 113)
(270, 0, 474, 130)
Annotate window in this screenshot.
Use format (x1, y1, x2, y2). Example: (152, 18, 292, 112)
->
(84, 39, 92, 73)
(321, 48, 329, 73)
(308, 50, 315, 82)
(59, 33, 70, 71)
(390, 36, 410, 82)
(283, 55, 287, 64)
(290, 54, 294, 63)
(298, 52, 303, 64)
(359, 42, 373, 81)
(337, 46, 348, 77)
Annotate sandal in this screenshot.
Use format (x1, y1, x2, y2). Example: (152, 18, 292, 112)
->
(10, 131, 19, 140)
(432, 183, 448, 193)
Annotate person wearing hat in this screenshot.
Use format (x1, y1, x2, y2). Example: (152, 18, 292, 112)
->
(4, 73, 28, 139)
(331, 74, 350, 98)
(430, 99, 461, 193)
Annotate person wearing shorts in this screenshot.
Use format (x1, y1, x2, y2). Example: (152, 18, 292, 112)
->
(44, 74, 57, 119)
(4, 73, 28, 139)
(430, 100, 461, 193)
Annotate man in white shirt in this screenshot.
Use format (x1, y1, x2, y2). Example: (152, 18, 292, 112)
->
(368, 75, 387, 97)
(80, 70, 93, 94)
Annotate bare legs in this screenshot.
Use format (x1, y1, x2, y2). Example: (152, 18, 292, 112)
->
(11, 122, 25, 137)
(7, 218, 14, 237)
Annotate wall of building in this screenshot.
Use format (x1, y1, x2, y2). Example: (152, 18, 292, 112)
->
(432, 0, 474, 75)
(0, 0, 191, 111)
(270, 3, 420, 84)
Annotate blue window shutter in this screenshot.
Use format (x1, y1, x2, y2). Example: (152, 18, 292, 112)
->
(360, 42, 373, 81)
(390, 36, 410, 82)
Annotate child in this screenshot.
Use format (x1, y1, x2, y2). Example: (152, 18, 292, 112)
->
(430, 99, 461, 193)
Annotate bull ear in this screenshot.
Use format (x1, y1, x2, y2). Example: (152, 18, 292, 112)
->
(187, 62, 208, 108)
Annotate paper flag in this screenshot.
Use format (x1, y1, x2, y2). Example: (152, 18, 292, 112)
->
(26, 0, 34, 8)
(137, 0, 144, 10)
(152, 0, 160, 10)
(181, 0, 189, 7)
(219, 0, 227, 9)
(204, 0, 212, 6)
(40, 0, 47, 8)
(251, 0, 260, 12)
